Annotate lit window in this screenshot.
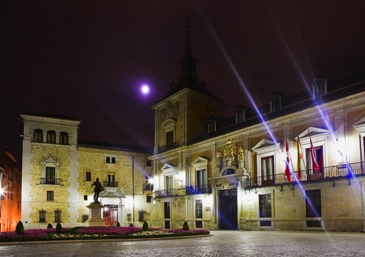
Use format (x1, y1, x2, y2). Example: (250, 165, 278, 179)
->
(259, 194, 272, 218)
(195, 199, 203, 218)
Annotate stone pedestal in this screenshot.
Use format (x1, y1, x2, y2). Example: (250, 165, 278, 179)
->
(86, 202, 105, 227)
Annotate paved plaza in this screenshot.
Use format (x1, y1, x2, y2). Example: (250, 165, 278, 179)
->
(1, 230, 365, 256)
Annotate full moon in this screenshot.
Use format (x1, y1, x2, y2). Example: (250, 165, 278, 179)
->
(141, 85, 150, 95)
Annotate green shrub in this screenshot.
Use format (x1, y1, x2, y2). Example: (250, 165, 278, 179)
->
(47, 223, 53, 229)
(142, 221, 148, 231)
(129, 223, 134, 227)
(15, 221, 24, 235)
(183, 221, 189, 230)
(56, 222, 62, 233)
(116, 222, 121, 227)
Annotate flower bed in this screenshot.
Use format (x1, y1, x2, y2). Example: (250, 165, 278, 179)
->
(0, 226, 210, 243)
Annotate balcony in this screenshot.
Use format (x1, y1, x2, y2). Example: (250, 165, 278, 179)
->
(186, 185, 212, 195)
(103, 181, 118, 187)
(244, 161, 365, 189)
(40, 178, 61, 185)
(158, 142, 179, 153)
(154, 189, 179, 198)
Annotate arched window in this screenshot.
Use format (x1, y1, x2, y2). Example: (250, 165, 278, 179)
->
(47, 130, 56, 144)
(33, 129, 43, 143)
(59, 132, 69, 145)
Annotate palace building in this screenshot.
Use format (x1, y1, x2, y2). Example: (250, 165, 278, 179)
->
(20, 30, 365, 231)
(20, 112, 153, 229)
(148, 30, 365, 231)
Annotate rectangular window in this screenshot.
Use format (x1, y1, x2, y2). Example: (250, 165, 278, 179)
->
(164, 202, 170, 219)
(165, 175, 173, 195)
(139, 211, 145, 222)
(146, 195, 152, 203)
(259, 194, 272, 218)
(106, 157, 110, 163)
(39, 210, 46, 223)
(197, 169, 207, 193)
(166, 131, 173, 146)
(47, 191, 54, 201)
(107, 173, 115, 187)
(46, 167, 56, 184)
(195, 199, 203, 218)
(54, 209, 61, 223)
(195, 221, 203, 228)
(306, 189, 321, 217)
(261, 156, 274, 185)
(146, 160, 152, 166)
(86, 172, 91, 181)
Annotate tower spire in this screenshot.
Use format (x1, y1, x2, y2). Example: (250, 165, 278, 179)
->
(179, 18, 197, 77)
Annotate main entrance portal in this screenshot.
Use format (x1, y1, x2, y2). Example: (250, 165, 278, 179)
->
(218, 188, 237, 230)
(103, 204, 118, 226)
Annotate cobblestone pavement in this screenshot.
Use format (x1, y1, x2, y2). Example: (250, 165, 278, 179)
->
(1, 230, 365, 256)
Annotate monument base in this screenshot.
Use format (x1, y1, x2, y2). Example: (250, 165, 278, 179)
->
(86, 202, 105, 227)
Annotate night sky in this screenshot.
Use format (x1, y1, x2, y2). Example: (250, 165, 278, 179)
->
(1, 0, 365, 166)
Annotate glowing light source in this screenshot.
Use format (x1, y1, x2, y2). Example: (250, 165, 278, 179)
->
(141, 84, 150, 95)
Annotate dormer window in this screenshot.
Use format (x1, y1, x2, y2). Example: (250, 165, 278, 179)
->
(208, 120, 216, 133)
(270, 97, 281, 112)
(236, 110, 245, 124)
(312, 74, 327, 98)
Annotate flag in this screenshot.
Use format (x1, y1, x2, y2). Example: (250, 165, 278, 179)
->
(296, 137, 303, 180)
(309, 135, 320, 172)
(285, 140, 291, 182)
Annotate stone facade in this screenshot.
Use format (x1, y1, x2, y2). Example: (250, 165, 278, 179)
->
(20, 113, 152, 229)
(148, 31, 365, 231)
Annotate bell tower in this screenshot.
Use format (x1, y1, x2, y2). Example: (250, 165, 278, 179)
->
(152, 25, 225, 154)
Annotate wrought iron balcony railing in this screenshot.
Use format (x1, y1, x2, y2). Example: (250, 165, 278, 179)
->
(244, 161, 365, 189)
(186, 185, 212, 195)
(154, 189, 179, 198)
(103, 181, 118, 187)
(40, 178, 61, 185)
(158, 142, 179, 153)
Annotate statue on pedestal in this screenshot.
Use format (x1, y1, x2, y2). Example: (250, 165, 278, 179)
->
(91, 178, 104, 203)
